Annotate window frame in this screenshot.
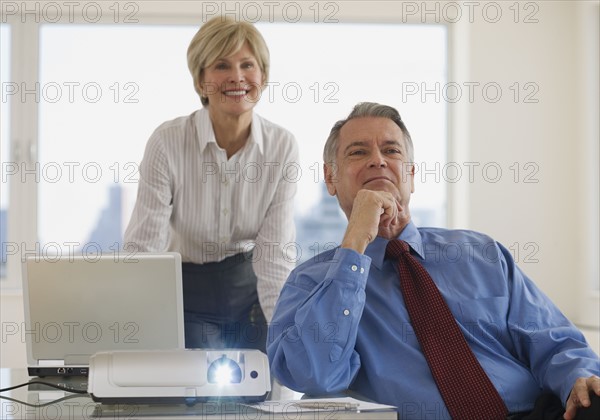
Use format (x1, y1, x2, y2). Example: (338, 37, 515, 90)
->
(1, 4, 454, 291)
(2, 19, 40, 291)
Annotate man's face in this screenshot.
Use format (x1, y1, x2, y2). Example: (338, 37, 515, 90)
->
(325, 116, 415, 218)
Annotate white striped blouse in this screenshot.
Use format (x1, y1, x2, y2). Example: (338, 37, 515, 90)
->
(124, 108, 299, 322)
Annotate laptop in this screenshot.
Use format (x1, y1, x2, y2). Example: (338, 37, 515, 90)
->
(22, 252, 185, 377)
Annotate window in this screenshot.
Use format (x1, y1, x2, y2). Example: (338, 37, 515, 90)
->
(37, 25, 199, 254)
(255, 23, 447, 261)
(35, 23, 447, 263)
(1, 24, 10, 279)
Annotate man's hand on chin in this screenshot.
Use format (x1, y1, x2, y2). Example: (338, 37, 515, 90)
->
(340, 189, 404, 254)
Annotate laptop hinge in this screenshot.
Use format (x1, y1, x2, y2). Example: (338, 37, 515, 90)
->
(39, 359, 65, 366)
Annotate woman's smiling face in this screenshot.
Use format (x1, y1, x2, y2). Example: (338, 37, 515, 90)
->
(200, 43, 264, 118)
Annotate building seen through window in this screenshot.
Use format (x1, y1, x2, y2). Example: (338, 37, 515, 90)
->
(5, 23, 447, 267)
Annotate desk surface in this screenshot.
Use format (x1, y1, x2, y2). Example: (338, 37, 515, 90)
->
(0, 369, 397, 419)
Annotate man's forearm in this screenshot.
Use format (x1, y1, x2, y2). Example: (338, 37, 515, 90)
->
(267, 248, 370, 394)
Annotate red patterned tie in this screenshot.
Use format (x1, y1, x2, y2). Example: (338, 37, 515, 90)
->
(386, 239, 508, 420)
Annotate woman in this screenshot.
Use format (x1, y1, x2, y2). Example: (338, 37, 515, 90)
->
(124, 16, 298, 352)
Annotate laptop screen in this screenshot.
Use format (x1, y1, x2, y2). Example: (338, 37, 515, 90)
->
(22, 253, 184, 375)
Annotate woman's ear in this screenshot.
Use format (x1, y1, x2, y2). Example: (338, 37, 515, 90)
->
(197, 70, 205, 96)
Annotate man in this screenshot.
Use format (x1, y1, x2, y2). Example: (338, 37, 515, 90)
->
(267, 102, 599, 419)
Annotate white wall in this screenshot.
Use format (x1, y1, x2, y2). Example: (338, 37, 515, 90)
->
(1, 0, 598, 367)
(449, 1, 599, 329)
(0, 293, 27, 368)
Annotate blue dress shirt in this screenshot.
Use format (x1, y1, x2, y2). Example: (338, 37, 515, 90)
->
(267, 221, 599, 419)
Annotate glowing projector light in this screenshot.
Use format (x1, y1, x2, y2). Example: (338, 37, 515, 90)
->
(87, 349, 270, 404)
(207, 355, 242, 384)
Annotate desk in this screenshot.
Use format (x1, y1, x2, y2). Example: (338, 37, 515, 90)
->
(0, 369, 397, 419)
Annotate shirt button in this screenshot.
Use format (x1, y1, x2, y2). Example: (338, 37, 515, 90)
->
(351, 265, 358, 272)
(223, 208, 229, 216)
(360, 267, 364, 274)
(343, 309, 350, 316)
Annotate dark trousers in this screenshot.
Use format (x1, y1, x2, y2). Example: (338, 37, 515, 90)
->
(182, 252, 267, 352)
(510, 392, 600, 420)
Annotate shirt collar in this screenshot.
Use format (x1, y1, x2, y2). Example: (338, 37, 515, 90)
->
(249, 112, 264, 154)
(365, 220, 425, 269)
(195, 108, 264, 155)
(195, 108, 216, 155)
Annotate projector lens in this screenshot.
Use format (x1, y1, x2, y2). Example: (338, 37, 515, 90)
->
(207, 355, 242, 384)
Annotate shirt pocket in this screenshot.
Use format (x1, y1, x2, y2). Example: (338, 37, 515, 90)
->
(457, 296, 510, 342)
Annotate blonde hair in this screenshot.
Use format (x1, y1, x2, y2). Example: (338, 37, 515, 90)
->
(187, 16, 270, 106)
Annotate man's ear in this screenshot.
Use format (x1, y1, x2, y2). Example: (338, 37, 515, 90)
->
(324, 163, 337, 196)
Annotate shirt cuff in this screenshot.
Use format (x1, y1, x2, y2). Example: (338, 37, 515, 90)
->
(325, 247, 371, 290)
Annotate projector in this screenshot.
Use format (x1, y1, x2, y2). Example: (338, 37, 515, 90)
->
(87, 349, 271, 404)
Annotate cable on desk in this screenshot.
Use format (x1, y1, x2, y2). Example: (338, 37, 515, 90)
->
(0, 380, 88, 394)
(0, 393, 90, 408)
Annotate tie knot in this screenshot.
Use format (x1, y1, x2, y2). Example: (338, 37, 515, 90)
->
(385, 239, 410, 259)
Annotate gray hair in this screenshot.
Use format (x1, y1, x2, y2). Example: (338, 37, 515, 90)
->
(323, 102, 414, 165)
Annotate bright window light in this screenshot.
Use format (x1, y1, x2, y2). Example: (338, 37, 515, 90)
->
(37, 23, 447, 260)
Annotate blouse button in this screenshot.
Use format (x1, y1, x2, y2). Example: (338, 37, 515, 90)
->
(351, 265, 358, 272)
(343, 309, 350, 316)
